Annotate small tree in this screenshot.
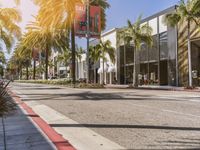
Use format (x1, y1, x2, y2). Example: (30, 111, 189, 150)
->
(123, 15, 153, 87)
(89, 45, 101, 83)
(94, 40, 115, 84)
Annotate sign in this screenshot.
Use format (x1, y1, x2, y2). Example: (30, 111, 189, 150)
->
(32, 48, 39, 61)
(75, 4, 101, 38)
(89, 5, 101, 38)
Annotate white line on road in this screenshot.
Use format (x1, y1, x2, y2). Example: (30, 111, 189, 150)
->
(13, 90, 125, 150)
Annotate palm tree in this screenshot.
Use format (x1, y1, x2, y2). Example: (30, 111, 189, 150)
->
(0, 51, 6, 64)
(57, 49, 71, 78)
(57, 47, 84, 79)
(89, 45, 101, 83)
(123, 16, 153, 87)
(22, 21, 69, 80)
(0, 51, 6, 77)
(13, 42, 32, 80)
(33, 0, 110, 84)
(0, 7, 21, 53)
(164, 0, 200, 87)
(94, 40, 115, 84)
(33, 0, 110, 30)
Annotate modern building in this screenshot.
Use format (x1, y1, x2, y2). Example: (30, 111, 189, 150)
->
(117, 6, 178, 86)
(91, 5, 200, 87)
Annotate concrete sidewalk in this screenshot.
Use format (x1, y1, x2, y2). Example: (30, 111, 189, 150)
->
(0, 105, 56, 150)
(105, 84, 200, 92)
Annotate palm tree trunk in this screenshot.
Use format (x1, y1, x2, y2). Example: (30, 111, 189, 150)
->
(33, 59, 36, 80)
(133, 47, 138, 87)
(71, 22, 76, 87)
(102, 55, 105, 85)
(20, 67, 22, 80)
(187, 20, 192, 87)
(94, 67, 96, 84)
(45, 48, 49, 80)
(26, 65, 29, 80)
(86, 3, 90, 84)
(66, 63, 68, 78)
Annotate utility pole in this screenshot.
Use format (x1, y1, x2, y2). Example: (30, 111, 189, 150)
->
(71, 21, 76, 87)
(86, 0, 90, 83)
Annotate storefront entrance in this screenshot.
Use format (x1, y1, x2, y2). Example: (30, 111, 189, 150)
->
(191, 39, 200, 86)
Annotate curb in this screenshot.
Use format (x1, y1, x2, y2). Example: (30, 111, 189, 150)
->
(9, 90, 76, 150)
(105, 86, 200, 92)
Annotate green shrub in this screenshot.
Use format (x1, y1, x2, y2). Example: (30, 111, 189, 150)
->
(0, 93, 16, 117)
(16, 79, 72, 85)
(16, 80, 104, 89)
(77, 83, 104, 89)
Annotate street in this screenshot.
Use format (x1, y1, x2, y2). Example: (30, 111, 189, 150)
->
(10, 83, 200, 149)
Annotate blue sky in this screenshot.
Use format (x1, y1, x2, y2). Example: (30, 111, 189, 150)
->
(77, 0, 180, 48)
(106, 0, 179, 30)
(2, 0, 180, 56)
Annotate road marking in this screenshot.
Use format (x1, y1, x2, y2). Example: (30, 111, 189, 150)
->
(128, 103, 200, 118)
(10, 91, 76, 150)
(27, 103, 125, 150)
(12, 89, 125, 150)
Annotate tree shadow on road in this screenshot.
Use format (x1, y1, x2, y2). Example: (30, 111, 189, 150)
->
(17, 92, 186, 102)
(49, 123, 200, 131)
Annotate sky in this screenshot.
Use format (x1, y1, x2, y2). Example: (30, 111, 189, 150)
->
(1, 0, 180, 56)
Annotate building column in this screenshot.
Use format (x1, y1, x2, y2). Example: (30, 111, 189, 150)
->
(110, 72, 112, 84)
(157, 17, 160, 85)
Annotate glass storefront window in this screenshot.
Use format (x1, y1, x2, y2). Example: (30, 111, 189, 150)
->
(149, 18, 158, 35)
(149, 35, 158, 61)
(149, 62, 158, 85)
(140, 43, 148, 62)
(120, 46, 124, 66)
(160, 32, 168, 59)
(126, 46, 134, 64)
(159, 15, 167, 33)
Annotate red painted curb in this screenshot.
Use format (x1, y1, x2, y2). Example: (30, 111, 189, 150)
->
(10, 91, 76, 150)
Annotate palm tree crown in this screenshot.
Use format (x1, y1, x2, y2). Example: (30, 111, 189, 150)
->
(164, 0, 200, 27)
(164, 0, 200, 87)
(0, 7, 21, 52)
(120, 15, 153, 87)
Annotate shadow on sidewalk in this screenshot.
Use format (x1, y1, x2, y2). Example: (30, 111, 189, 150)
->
(0, 106, 56, 150)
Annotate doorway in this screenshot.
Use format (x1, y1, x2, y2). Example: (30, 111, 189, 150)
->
(191, 39, 200, 86)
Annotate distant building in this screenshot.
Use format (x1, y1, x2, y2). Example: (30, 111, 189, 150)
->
(90, 6, 200, 87)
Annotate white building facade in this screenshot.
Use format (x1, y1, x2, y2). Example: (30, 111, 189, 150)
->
(98, 28, 118, 84)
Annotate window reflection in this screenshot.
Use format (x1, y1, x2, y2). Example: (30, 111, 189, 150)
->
(160, 32, 168, 60)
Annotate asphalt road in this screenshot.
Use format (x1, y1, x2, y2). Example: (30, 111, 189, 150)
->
(10, 83, 200, 150)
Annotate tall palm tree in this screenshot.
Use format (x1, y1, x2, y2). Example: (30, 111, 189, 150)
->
(89, 45, 101, 83)
(94, 40, 115, 84)
(164, 0, 200, 87)
(0, 51, 6, 77)
(57, 47, 84, 79)
(123, 16, 153, 87)
(0, 51, 6, 64)
(57, 49, 71, 78)
(22, 21, 69, 80)
(33, 0, 110, 84)
(0, 7, 21, 53)
(13, 42, 32, 80)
